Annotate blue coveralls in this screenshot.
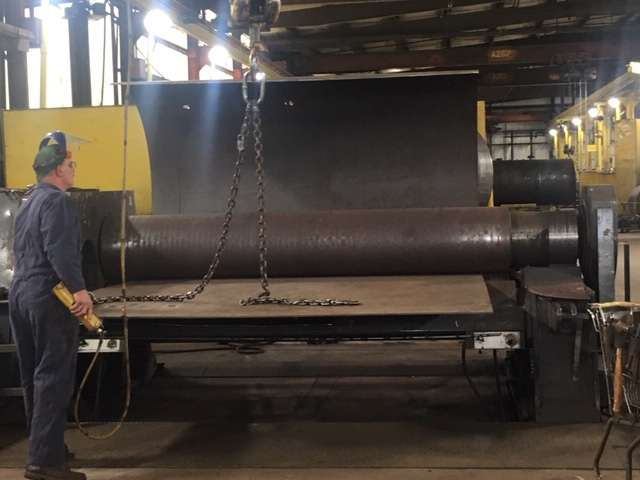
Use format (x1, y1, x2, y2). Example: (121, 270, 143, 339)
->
(9, 183, 85, 468)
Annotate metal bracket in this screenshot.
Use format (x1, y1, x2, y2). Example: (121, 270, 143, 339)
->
(78, 338, 122, 353)
(473, 331, 521, 350)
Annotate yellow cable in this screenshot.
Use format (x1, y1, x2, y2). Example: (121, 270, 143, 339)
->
(74, 0, 133, 440)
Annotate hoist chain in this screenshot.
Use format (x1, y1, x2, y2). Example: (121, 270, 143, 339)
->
(92, 14, 359, 308)
(92, 102, 251, 305)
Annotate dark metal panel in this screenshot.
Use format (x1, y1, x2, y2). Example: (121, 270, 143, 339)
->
(131, 74, 479, 214)
(530, 300, 599, 423)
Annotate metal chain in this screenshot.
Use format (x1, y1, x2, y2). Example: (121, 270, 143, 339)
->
(92, 102, 251, 305)
(93, 18, 359, 308)
(240, 90, 359, 307)
(252, 103, 270, 297)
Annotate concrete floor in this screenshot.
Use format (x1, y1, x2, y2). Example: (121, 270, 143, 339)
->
(2, 342, 639, 479)
(2, 235, 640, 479)
(0, 468, 635, 480)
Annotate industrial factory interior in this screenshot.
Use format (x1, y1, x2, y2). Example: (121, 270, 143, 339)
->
(3, 0, 640, 479)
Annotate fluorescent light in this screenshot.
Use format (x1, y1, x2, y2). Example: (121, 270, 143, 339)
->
(208, 45, 231, 66)
(588, 107, 599, 119)
(571, 117, 582, 127)
(608, 97, 621, 109)
(204, 9, 217, 22)
(37, 0, 63, 20)
(629, 62, 640, 74)
(548, 128, 558, 137)
(143, 9, 173, 36)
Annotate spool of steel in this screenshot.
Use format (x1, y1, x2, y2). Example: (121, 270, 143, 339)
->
(493, 160, 576, 206)
(100, 207, 578, 282)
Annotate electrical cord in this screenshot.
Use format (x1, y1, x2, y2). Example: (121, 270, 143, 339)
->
(493, 350, 506, 422)
(73, 0, 133, 440)
(99, 0, 108, 106)
(461, 342, 484, 401)
(461, 342, 499, 420)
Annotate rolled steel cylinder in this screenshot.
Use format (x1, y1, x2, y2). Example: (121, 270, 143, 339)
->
(100, 208, 578, 282)
(493, 160, 576, 206)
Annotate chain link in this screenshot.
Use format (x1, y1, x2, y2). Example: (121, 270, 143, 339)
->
(240, 98, 360, 307)
(92, 102, 251, 305)
(92, 28, 359, 308)
(241, 297, 361, 307)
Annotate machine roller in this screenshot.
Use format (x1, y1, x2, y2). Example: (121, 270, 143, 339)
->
(100, 207, 578, 281)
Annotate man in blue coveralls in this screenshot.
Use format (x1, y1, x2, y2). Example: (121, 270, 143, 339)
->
(9, 131, 92, 480)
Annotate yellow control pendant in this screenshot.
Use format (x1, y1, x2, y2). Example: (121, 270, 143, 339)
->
(52, 282, 103, 332)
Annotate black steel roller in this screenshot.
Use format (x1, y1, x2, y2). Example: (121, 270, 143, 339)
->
(510, 210, 578, 266)
(99, 208, 578, 282)
(493, 160, 576, 206)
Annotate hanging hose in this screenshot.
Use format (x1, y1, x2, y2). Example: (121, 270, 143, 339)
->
(73, 0, 133, 440)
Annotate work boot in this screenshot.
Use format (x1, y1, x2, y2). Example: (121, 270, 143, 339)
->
(24, 465, 86, 480)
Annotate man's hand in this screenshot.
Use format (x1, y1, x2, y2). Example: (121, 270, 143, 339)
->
(70, 289, 93, 318)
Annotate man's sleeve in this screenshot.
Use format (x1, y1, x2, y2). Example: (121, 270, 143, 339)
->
(41, 194, 86, 293)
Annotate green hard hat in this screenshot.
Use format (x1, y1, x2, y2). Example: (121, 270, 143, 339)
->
(33, 131, 68, 179)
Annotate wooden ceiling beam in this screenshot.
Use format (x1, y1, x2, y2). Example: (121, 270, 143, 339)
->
(289, 35, 640, 74)
(281, 0, 486, 5)
(486, 111, 552, 123)
(267, 20, 640, 53)
(479, 65, 608, 87)
(265, 0, 639, 43)
(480, 84, 569, 103)
(273, 0, 495, 29)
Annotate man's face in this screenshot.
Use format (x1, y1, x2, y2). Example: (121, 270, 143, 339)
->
(55, 155, 76, 190)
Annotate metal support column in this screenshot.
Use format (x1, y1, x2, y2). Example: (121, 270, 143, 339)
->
(68, 0, 92, 106)
(5, 0, 29, 109)
(0, 0, 5, 110)
(232, 32, 242, 80)
(109, 1, 120, 104)
(0, 51, 6, 110)
(187, 36, 200, 80)
(117, 0, 130, 102)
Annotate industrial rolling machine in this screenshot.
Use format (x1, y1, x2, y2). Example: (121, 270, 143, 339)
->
(0, 72, 617, 423)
